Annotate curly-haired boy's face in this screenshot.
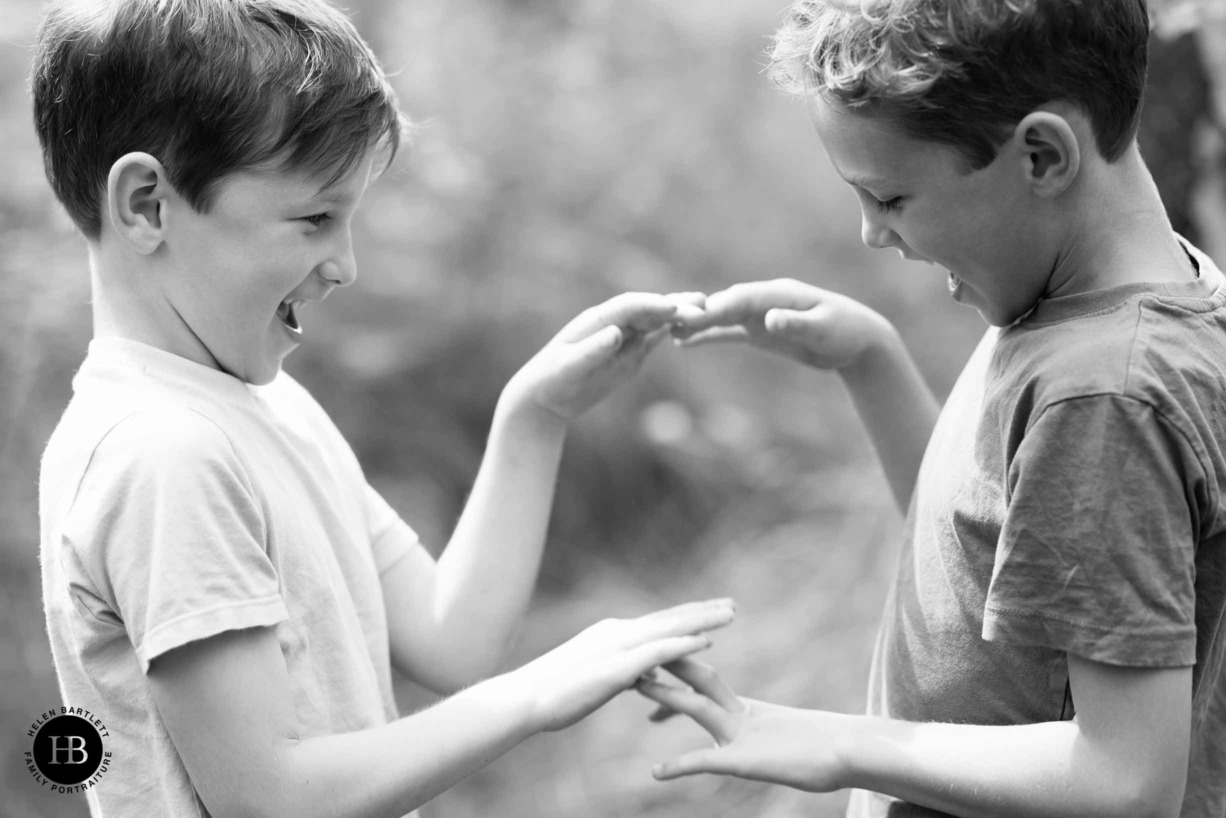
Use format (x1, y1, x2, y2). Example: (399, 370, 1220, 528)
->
(810, 97, 1052, 327)
(157, 155, 374, 385)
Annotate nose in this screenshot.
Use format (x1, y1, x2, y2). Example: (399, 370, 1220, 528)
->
(860, 209, 900, 251)
(318, 228, 358, 288)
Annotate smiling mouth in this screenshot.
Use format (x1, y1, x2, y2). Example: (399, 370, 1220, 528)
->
(277, 299, 303, 335)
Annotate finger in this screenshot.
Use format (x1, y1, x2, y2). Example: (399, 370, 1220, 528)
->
(664, 292, 707, 324)
(652, 748, 731, 780)
(664, 291, 708, 308)
(648, 704, 678, 722)
(630, 598, 735, 643)
(635, 677, 737, 743)
(763, 304, 839, 340)
(596, 293, 681, 334)
(621, 633, 713, 679)
(764, 307, 806, 335)
(639, 325, 672, 354)
(661, 657, 744, 714)
(553, 324, 623, 375)
(699, 280, 822, 327)
(673, 327, 752, 347)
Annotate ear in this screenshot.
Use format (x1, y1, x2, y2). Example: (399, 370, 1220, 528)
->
(106, 152, 171, 254)
(1010, 111, 1081, 198)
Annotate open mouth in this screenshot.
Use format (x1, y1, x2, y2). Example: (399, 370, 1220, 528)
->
(277, 299, 302, 335)
(947, 271, 964, 298)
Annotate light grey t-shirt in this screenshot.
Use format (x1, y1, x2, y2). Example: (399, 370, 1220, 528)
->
(39, 338, 420, 816)
(851, 243, 1226, 817)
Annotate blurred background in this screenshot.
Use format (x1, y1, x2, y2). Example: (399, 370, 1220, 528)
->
(2, 0, 1223, 816)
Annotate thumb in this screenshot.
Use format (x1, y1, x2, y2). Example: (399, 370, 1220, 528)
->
(763, 307, 812, 335)
(557, 324, 623, 373)
(652, 748, 728, 780)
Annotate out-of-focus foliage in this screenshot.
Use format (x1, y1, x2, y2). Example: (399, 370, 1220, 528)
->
(1, 1, 1220, 816)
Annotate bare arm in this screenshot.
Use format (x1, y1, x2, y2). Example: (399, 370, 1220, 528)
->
(639, 653, 1190, 818)
(382, 292, 702, 692)
(837, 317, 939, 511)
(148, 598, 734, 818)
(673, 279, 938, 511)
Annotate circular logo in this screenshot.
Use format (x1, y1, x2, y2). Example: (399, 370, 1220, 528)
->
(31, 715, 104, 785)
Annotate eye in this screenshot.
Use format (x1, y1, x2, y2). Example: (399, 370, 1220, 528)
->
(875, 196, 903, 214)
(300, 213, 332, 228)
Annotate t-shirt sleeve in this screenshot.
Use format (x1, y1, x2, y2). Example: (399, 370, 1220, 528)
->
(983, 394, 1199, 667)
(62, 410, 288, 673)
(363, 482, 421, 576)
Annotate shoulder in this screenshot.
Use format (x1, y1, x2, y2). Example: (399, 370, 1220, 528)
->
(81, 407, 256, 501)
(997, 293, 1224, 420)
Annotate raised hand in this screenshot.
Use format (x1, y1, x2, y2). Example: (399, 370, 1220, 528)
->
(509, 598, 735, 733)
(503, 291, 705, 423)
(671, 279, 891, 372)
(636, 656, 849, 792)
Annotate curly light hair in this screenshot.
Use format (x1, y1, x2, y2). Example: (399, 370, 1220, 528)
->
(768, 0, 1150, 168)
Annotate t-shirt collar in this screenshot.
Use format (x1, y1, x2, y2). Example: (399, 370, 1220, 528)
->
(78, 336, 258, 408)
(1022, 235, 1225, 326)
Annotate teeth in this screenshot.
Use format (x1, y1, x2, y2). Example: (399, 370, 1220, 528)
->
(947, 272, 961, 294)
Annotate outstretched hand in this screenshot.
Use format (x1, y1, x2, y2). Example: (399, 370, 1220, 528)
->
(510, 598, 736, 734)
(670, 279, 890, 372)
(636, 657, 850, 792)
(505, 291, 705, 423)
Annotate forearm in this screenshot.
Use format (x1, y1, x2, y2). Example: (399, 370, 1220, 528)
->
(837, 714, 1183, 818)
(270, 673, 537, 818)
(431, 391, 567, 673)
(839, 320, 939, 512)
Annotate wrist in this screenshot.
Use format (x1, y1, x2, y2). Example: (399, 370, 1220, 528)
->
(493, 384, 570, 444)
(458, 671, 543, 742)
(826, 712, 870, 790)
(838, 315, 905, 387)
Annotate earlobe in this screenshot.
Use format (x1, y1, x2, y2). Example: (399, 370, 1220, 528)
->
(1012, 111, 1081, 198)
(106, 152, 170, 254)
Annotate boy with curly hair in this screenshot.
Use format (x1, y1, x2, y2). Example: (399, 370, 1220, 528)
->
(639, 1, 1226, 816)
(32, 1, 732, 815)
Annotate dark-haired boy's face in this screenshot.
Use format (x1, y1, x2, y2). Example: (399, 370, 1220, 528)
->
(810, 97, 1052, 327)
(157, 155, 374, 384)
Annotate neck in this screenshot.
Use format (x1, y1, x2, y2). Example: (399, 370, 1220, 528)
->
(1045, 144, 1192, 298)
(88, 245, 219, 370)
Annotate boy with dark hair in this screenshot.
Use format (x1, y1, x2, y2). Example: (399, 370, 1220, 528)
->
(638, 1, 1226, 815)
(32, 1, 732, 816)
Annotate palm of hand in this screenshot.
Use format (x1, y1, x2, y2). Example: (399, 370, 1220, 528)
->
(507, 292, 702, 422)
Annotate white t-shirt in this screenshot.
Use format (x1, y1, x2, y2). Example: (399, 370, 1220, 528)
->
(39, 337, 420, 816)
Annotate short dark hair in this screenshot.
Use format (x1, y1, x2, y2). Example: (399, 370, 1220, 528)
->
(32, 0, 407, 239)
(768, 0, 1151, 169)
